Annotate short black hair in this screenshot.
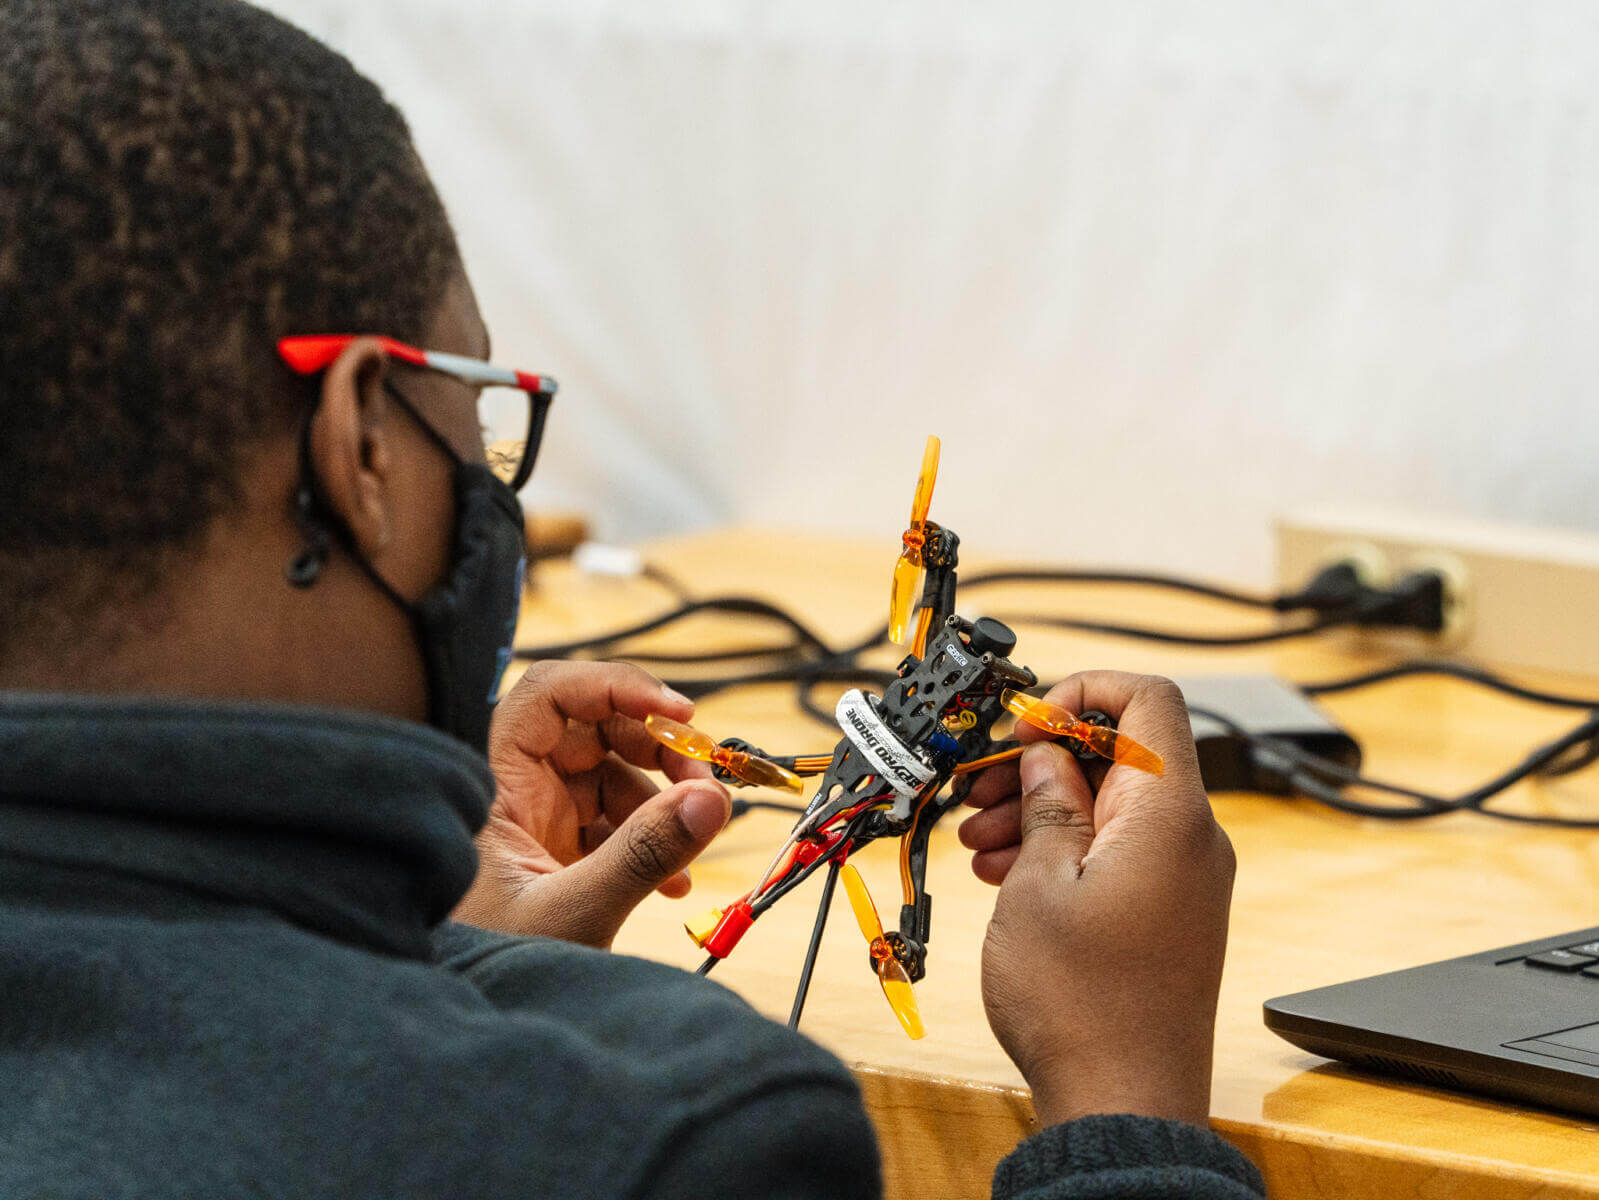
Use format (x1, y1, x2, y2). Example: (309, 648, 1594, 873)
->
(0, 0, 460, 647)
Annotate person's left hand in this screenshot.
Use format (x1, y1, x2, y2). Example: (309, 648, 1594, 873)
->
(452, 660, 732, 948)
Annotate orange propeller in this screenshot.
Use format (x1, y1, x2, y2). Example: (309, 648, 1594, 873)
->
(840, 863, 925, 1040)
(644, 714, 804, 793)
(1000, 689, 1165, 776)
(887, 435, 942, 646)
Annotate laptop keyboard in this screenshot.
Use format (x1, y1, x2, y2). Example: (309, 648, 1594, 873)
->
(1523, 940, 1599, 975)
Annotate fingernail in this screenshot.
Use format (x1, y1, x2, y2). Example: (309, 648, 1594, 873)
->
(679, 784, 729, 841)
(660, 683, 693, 708)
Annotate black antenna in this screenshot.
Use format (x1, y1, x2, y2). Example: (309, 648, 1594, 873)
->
(788, 859, 842, 1030)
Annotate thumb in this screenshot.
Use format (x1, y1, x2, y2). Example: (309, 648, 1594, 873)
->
(554, 779, 731, 946)
(1017, 743, 1097, 869)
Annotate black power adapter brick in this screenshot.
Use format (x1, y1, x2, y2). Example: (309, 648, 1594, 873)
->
(1174, 674, 1362, 795)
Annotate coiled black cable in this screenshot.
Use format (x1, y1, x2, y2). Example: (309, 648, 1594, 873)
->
(514, 558, 1599, 826)
(513, 560, 1382, 723)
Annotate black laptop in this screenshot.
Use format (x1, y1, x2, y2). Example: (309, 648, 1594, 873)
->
(1265, 926, 1599, 1117)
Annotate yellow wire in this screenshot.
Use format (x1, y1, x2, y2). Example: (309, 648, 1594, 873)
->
(911, 606, 933, 658)
(897, 790, 936, 906)
(951, 745, 1026, 775)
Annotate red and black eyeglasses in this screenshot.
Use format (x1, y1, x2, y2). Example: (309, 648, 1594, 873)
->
(278, 335, 558, 491)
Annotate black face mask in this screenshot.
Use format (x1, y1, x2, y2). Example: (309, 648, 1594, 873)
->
(287, 388, 528, 755)
(394, 462, 526, 751)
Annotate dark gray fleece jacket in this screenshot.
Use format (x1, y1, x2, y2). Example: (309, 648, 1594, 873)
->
(0, 694, 1264, 1199)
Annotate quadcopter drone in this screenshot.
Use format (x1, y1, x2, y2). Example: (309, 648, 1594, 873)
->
(645, 436, 1164, 1039)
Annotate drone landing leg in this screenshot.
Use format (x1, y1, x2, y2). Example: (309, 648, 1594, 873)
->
(787, 859, 842, 1030)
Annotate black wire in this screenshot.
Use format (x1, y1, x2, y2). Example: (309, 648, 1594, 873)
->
(797, 677, 839, 727)
(1189, 702, 1599, 828)
(515, 561, 1368, 702)
(794, 665, 899, 727)
(1190, 705, 1451, 820)
(663, 663, 897, 704)
(1190, 705, 1428, 796)
(519, 562, 1328, 677)
(998, 608, 1359, 648)
(519, 558, 1599, 826)
(1300, 660, 1599, 709)
(751, 814, 867, 916)
(514, 595, 835, 661)
(1540, 733, 1599, 779)
(1317, 711, 1599, 827)
(1450, 715, 1599, 827)
(696, 955, 717, 976)
(614, 643, 811, 665)
(961, 567, 1277, 609)
(520, 556, 1388, 692)
(546, 562, 1319, 669)
(783, 629, 896, 726)
(639, 562, 694, 601)
(1297, 660, 1599, 782)
(837, 624, 892, 657)
(788, 859, 842, 1030)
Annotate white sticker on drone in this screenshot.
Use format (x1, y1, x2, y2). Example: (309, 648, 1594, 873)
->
(834, 689, 936, 798)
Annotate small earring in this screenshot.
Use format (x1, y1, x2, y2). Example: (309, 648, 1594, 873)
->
(284, 544, 325, 588)
(286, 485, 330, 587)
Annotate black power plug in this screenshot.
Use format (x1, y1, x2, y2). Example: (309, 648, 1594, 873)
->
(1274, 562, 1366, 614)
(1278, 560, 1450, 635)
(1355, 570, 1449, 634)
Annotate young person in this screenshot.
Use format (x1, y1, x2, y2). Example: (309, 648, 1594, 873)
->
(0, 2, 1262, 1196)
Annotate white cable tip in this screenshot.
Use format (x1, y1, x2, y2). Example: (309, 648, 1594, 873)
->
(573, 542, 645, 579)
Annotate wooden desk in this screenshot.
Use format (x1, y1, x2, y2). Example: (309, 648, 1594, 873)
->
(517, 529, 1599, 1199)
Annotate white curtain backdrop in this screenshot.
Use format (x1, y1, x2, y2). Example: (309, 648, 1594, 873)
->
(260, 0, 1599, 581)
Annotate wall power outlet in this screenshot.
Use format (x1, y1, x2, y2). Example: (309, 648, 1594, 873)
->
(1276, 506, 1599, 679)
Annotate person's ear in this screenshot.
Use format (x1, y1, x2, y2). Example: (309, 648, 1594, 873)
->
(307, 338, 397, 558)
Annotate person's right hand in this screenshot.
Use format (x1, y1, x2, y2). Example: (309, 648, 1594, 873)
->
(959, 672, 1235, 1129)
(455, 660, 729, 950)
